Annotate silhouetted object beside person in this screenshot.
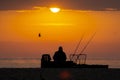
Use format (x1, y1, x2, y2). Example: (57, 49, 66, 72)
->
(41, 54, 51, 62)
(53, 46, 67, 63)
(41, 54, 51, 68)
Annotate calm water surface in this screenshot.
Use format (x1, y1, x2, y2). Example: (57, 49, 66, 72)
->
(0, 58, 120, 68)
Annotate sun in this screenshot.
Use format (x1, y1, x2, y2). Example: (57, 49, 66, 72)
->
(50, 7, 61, 13)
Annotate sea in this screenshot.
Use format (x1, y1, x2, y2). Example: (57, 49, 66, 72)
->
(0, 58, 120, 68)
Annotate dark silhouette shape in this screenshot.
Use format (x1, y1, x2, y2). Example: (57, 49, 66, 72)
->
(41, 54, 51, 62)
(53, 46, 67, 63)
(41, 47, 108, 68)
(41, 54, 51, 68)
(38, 33, 41, 37)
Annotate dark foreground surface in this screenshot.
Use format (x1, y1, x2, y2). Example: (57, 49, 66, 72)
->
(0, 68, 120, 80)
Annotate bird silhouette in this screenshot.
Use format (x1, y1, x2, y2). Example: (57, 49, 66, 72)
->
(38, 33, 41, 37)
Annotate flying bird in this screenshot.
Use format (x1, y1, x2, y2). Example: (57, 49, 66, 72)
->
(38, 33, 41, 37)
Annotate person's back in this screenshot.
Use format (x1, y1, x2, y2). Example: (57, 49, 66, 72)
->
(53, 46, 67, 62)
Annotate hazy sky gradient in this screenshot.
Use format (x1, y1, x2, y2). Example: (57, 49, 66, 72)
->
(0, 10, 120, 59)
(0, 0, 120, 10)
(0, 0, 120, 60)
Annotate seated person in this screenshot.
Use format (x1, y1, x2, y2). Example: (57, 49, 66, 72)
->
(53, 46, 67, 62)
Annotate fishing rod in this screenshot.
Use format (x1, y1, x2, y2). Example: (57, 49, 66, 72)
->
(73, 34, 85, 55)
(70, 33, 85, 61)
(76, 32, 96, 62)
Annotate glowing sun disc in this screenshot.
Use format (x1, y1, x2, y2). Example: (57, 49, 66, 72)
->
(50, 8, 60, 13)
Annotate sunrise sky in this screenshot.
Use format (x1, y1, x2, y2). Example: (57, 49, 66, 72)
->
(0, 0, 120, 60)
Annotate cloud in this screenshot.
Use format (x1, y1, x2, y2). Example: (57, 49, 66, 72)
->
(0, 0, 120, 11)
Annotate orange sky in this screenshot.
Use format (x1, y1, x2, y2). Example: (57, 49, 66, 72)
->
(0, 8, 120, 59)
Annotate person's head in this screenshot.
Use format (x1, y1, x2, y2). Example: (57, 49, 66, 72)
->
(58, 46, 63, 51)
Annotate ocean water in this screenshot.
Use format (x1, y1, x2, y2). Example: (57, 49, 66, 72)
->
(0, 58, 120, 68)
(0, 58, 40, 68)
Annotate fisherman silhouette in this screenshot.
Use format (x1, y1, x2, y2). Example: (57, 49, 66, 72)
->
(53, 46, 67, 63)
